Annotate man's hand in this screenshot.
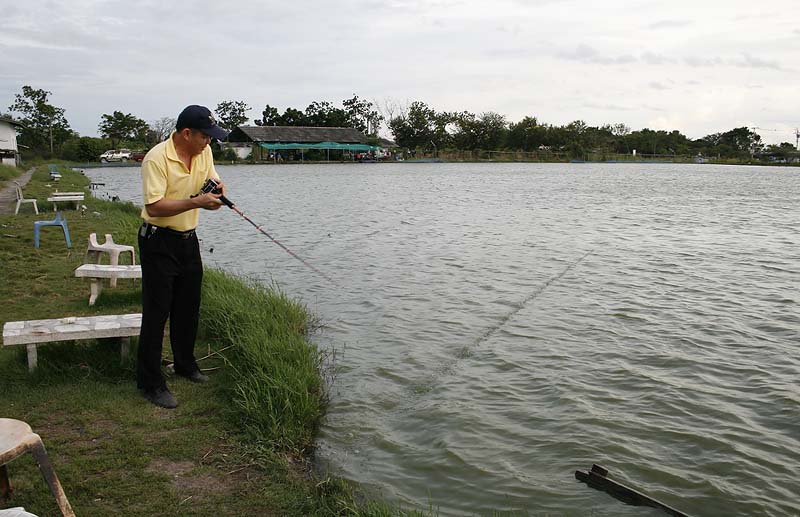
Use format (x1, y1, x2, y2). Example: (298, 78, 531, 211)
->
(197, 179, 225, 210)
(194, 192, 224, 210)
(214, 180, 227, 197)
(144, 179, 227, 217)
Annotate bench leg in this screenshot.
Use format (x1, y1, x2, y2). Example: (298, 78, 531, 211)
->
(120, 337, 130, 363)
(27, 344, 38, 371)
(0, 464, 11, 501)
(89, 279, 102, 305)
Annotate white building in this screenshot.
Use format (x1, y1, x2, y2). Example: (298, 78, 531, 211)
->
(0, 116, 24, 166)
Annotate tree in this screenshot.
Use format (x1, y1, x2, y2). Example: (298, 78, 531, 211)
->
(508, 116, 542, 151)
(389, 101, 439, 149)
(61, 136, 109, 162)
(99, 111, 149, 148)
(279, 107, 308, 126)
(342, 94, 383, 135)
(762, 142, 798, 161)
(255, 105, 281, 126)
(150, 117, 176, 144)
(8, 85, 73, 157)
(215, 100, 251, 129)
(304, 101, 348, 127)
(697, 127, 762, 158)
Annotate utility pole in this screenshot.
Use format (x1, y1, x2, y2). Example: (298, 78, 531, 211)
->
(795, 128, 799, 150)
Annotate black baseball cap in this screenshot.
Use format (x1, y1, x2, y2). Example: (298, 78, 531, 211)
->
(176, 105, 229, 141)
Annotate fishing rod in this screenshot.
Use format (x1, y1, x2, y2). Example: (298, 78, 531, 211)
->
(195, 179, 337, 285)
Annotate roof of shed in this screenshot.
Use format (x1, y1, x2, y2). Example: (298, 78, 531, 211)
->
(0, 117, 24, 128)
(228, 125, 369, 144)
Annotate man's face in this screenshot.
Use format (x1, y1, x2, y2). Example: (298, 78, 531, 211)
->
(181, 128, 211, 156)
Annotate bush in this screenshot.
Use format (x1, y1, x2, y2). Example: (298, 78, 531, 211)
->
(61, 136, 110, 162)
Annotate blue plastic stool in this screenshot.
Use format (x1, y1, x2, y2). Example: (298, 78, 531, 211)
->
(34, 211, 71, 248)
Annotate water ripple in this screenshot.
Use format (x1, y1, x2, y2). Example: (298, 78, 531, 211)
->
(87, 163, 800, 516)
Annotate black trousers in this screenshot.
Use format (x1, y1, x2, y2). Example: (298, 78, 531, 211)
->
(136, 224, 203, 391)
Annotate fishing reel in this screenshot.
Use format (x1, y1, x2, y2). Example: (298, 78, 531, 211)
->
(193, 178, 233, 208)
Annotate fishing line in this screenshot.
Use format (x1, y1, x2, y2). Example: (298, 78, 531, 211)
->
(199, 179, 338, 285)
(416, 249, 596, 392)
(463, 248, 594, 356)
(394, 248, 596, 403)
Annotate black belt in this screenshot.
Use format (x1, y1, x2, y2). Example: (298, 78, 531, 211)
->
(141, 222, 196, 239)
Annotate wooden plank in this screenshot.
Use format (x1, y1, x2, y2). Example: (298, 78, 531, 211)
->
(575, 464, 691, 517)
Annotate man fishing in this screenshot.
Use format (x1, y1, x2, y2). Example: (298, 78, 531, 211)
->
(136, 105, 228, 409)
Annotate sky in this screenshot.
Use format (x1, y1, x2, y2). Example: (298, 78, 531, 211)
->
(1, 0, 798, 146)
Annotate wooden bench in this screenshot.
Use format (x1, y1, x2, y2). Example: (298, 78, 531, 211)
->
(74, 264, 142, 305)
(46, 192, 84, 211)
(2, 314, 142, 371)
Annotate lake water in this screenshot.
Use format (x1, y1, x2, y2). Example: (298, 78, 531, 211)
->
(85, 162, 800, 516)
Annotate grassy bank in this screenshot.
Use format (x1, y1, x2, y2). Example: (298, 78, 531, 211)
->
(0, 165, 408, 516)
(0, 164, 23, 187)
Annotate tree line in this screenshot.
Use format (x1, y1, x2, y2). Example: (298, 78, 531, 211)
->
(386, 101, 797, 161)
(4, 85, 797, 162)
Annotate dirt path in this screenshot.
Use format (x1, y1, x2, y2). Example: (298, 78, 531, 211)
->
(0, 167, 37, 215)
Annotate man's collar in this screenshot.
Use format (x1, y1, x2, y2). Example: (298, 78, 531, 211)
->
(166, 131, 181, 163)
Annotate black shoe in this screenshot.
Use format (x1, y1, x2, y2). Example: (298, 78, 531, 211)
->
(178, 370, 210, 384)
(142, 387, 178, 409)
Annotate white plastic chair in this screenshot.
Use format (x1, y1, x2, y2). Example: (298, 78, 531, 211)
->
(86, 233, 136, 287)
(13, 182, 38, 216)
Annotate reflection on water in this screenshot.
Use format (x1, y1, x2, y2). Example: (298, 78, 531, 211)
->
(87, 162, 800, 516)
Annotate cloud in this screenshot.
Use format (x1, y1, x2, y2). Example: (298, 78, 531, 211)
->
(647, 19, 691, 29)
(581, 102, 635, 112)
(641, 52, 677, 65)
(735, 54, 782, 70)
(649, 82, 670, 90)
(683, 54, 783, 70)
(557, 44, 636, 65)
(684, 56, 726, 67)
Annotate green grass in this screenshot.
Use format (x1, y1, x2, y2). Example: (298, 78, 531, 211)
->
(0, 163, 23, 188)
(0, 165, 417, 516)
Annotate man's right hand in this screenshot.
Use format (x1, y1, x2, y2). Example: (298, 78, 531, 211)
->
(145, 194, 222, 217)
(194, 192, 224, 210)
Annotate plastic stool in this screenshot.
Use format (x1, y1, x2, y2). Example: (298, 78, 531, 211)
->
(33, 211, 71, 249)
(0, 418, 75, 516)
(86, 233, 135, 287)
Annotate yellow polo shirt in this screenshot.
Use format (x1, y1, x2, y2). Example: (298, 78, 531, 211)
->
(140, 132, 220, 231)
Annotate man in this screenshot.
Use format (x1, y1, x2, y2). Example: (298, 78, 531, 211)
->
(137, 105, 228, 409)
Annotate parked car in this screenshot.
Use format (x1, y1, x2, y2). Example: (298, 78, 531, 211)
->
(130, 151, 147, 162)
(99, 149, 132, 163)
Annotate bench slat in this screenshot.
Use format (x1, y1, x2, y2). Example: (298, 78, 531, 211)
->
(47, 196, 84, 202)
(3, 314, 142, 346)
(75, 264, 142, 279)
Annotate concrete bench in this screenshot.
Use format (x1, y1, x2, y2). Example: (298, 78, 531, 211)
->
(74, 264, 142, 305)
(2, 314, 142, 371)
(46, 192, 84, 210)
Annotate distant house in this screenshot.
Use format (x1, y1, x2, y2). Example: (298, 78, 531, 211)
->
(0, 116, 24, 166)
(226, 126, 373, 161)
